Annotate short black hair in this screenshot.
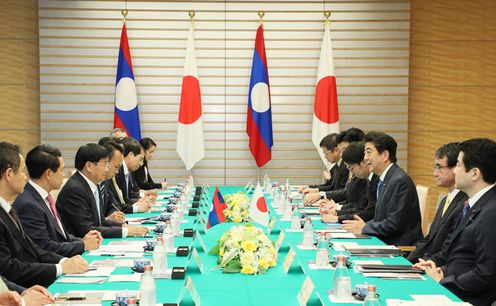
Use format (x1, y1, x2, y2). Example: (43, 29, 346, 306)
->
(140, 137, 157, 151)
(337, 127, 365, 144)
(435, 142, 460, 168)
(459, 138, 496, 184)
(26, 144, 62, 179)
(122, 138, 143, 157)
(342, 142, 365, 165)
(319, 133, 338, 150)
(74, 143, 110, 171)
(364, 131, 397, 163)
(102, 140, 124, 159)
(0, 142, 21, 178)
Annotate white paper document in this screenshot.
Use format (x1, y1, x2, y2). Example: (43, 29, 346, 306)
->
(57, 277, 106, 284)
(108, 273, 142, 282)
(66, 267, 115, 277)
(332, 242, 359, 252)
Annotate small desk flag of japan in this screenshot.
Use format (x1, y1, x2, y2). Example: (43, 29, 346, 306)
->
(248, 183, 269, 227)
(176, 22, 205, 171)
(312, 21, 340, 166)
(113, 24, 142, 140)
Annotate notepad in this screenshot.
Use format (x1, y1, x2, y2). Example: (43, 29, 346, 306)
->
(66, 267, 115, 277)
(108, 273, 142, 282)
(57, 277, 106, 284)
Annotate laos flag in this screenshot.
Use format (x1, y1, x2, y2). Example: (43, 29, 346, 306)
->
(113, 24, 142, 140)
(206, 186, 227, 229)
(246, 24, 273, 168)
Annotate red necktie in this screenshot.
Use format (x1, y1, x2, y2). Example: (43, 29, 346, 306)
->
(46, 194, 60, 222)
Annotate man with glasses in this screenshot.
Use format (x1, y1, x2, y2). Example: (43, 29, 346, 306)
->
(57, 143, 149, 238)
(407, 143, 467, 263)
(99, 139, 152, 215)
(415, 138, 496, 305)
(301, 133, 349, 206)
(110, 138, 156, 211)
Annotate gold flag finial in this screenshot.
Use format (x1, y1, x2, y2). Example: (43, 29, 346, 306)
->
(258, 11, 265, 23)
(121, 10, 128, 22)
(189, 11, 195, 20)
(324, 11, 331, 21)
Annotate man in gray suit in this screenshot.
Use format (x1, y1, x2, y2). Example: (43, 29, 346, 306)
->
(342, 131, 423, 246)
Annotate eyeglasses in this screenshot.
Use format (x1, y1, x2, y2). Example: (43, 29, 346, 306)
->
(434, 164, 451, 171)
(93, 162, 109, 170)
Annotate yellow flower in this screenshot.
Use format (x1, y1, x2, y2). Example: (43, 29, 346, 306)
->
(241, 240, 257, 252)
(232, 199, 239, 206)
(242, 211, 249, 217)
(233, 215, 243, 223)
(270, 259, 277, 267)
(241, 265, 255, 274)
(259, 259, 270, 269)
(240, 251, 255, 266)
(224, 210, 232, 217)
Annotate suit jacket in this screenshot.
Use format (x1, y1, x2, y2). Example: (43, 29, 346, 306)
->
(332, 177, 367, 218)
(134, 161, 162, 190)
(112, 165, 140, 212)
(56, 172, 122, 238)
(12, 183, 85, 257)
(317, 161, 349, 193)
(338, 174, 378, 223)
(407, 191, 467, 263)
(439, 186, 496, 306)
(1, 276, 26, 294)
(362, 164, 423, 246)
(0, 205, 62, 288)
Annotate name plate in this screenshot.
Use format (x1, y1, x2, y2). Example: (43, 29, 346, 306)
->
(275, 231, 285, 253)
(297, 276, 315, 306)
(283, 247, 297, 274)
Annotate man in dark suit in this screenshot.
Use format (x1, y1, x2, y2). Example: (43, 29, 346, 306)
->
(320, 141, 378, 223)
(110, 138, 154, 214)
(417, 138, 496, 306)
(0, 142, 87, 288)
(13, 145, 102, 257)
(134, 137, 167, 190)
(56, 143, 149, 239)
(302, 133, 350, 206)
(1, 276, 55, 305)
(407, 143, 467, 263)
(342, 132, 423, 246)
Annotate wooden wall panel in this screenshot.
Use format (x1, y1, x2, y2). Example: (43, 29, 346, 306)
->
(39, 0, 411, 185)
(0, 0, 40, 149)
(408, 0, 496, 226)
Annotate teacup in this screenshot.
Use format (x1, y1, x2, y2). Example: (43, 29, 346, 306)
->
(133, 258, 151, 272)
(158, 213, 170, 222)
(144, 239, 156, 251)
(332, 253, 350, 264)
(353, 283, 369, 299)
(115, 291, 138, 306)
(155, 222, 165, 233)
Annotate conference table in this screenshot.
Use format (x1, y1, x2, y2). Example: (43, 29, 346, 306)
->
(48, 185, 462, 305)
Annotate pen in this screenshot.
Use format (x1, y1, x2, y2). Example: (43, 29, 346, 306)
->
(111, 203, 122, 212)
(100, 253, 126, 256)
(87, 267, 98, 271)
(57, 297, 86, 301)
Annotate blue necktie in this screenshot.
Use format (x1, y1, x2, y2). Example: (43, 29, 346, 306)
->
(459, 201, 470, 225)
(376, 179, 383, 201)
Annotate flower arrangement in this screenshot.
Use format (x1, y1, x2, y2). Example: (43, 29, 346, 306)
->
(223, 192, 251, 223)
(208, 224, 277, 274)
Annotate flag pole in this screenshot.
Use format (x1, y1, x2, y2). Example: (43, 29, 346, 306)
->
(321, 10, 332, 181)
(256, 10, 264, 185)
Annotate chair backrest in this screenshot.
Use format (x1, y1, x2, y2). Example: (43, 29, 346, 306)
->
(416, 185, 429, 235)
